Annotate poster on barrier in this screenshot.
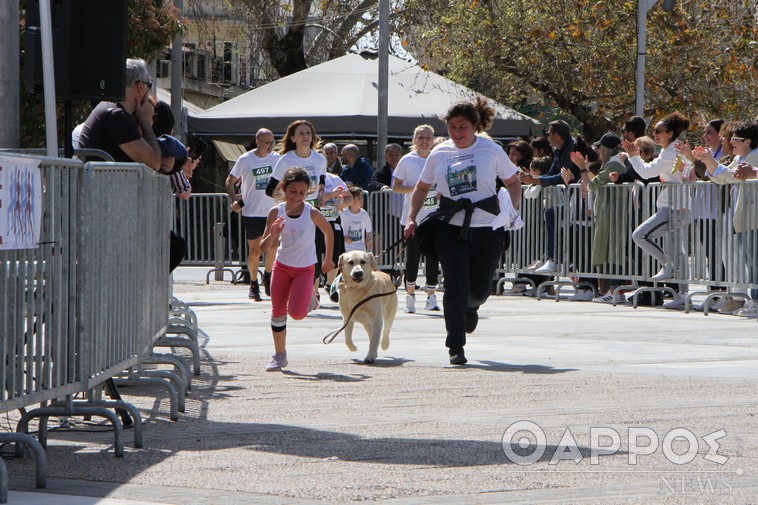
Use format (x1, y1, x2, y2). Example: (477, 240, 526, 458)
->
(0, 156, 42, 250)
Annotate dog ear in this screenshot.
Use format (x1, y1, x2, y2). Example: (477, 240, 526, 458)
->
(368, 252, 377, 271)
(338, 253, 346, 271)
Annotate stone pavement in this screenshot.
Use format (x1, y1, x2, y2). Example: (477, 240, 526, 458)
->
(5, 267, 758, 504)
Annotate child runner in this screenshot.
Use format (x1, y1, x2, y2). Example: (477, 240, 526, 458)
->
(260, 167, 334, 372)
(340, 185, 373, 253)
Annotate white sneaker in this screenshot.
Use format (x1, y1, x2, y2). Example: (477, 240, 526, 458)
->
(651, 263, 674, 281)
(718, 299, 744, 314)
(694, 296, 728, 312)
(525, 260, 544, 271)
(425, 293, 440, 311)
(663, 292, 688, 310)
(405, 294, 416, 313)
(571, 289, 594, 301)
(503, 283, 528, 296)
(593, 292, 627, 304)
(534, 259, 557, 274)
(735, 300, 757, 318)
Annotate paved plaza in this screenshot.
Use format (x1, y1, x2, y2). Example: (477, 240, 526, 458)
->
(6, 267, 758, 504)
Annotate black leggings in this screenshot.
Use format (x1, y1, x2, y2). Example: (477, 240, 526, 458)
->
(404, 233, 440, 287)
(433, 222, 504, 352)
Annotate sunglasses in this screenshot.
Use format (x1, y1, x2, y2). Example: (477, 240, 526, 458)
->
(138, 79, 153, 88)
(653, 128, 668, 134)
(731, 136, 747, 142)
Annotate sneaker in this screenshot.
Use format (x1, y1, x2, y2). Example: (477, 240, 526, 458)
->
(503, 283, 528, 296)
(425, 293, 440, 311)
(534, 259, 557, 274)
(694, 296, 728, 312)
(449, 350, 468, 365)
(651, 263, 674, 282)
(308, 291, 320, 313)
(405, 294, 416, 313)
(663, 292, 688, 310)
(571, 289, 594, 302)
(465, 307, 479, 333)
(593, 292, 625, 304)
(735, 301, 757, 318)
(525, 260, 544, 271)
(718, 299, 744, 314)
(248, 281, 262, 301)
(525, 285, 556, 298)
(265, 352, 288, 371)
(263, 271, 272, 296)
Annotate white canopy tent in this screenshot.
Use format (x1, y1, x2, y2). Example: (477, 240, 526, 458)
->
(188, 53, 542, 140)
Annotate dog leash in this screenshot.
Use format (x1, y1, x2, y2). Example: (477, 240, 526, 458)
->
(374, 236, 405, 261)
(322, 288, 398, 345)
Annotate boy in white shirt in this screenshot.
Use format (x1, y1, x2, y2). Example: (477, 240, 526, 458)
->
(339, 185, 373, 253)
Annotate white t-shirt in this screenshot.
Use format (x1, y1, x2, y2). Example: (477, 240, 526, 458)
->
(419, 137, 518, 228)
(339, 207, 372, 252)
(229, 150, 280, 217)
(394, 151, 438, 226)
(320, 173, 347, 222)
(271, 150, 327, 204)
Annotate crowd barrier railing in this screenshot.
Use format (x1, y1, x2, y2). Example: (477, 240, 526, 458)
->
(500, 179, 758, 314)
(1, 154, 173, 497)
(173, 193, 245, 283)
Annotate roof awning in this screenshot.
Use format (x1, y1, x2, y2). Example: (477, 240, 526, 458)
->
(212, 140, 247, 163)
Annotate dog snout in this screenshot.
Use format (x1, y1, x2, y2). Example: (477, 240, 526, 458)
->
(350, 267, 365, 281)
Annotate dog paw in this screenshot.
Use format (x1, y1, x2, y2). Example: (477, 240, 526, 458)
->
(345, 342, 358, 352)
(381, 338, 390, 351)
(363, 356, 375, 364)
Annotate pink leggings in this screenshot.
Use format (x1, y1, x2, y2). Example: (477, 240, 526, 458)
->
(270, 261, 315, 323)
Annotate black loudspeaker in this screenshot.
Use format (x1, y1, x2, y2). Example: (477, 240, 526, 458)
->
(25, 0, 128, 101)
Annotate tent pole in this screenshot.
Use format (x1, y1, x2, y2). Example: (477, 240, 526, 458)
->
(376, 0, 389, 169)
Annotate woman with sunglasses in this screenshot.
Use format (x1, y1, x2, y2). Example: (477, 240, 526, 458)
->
(621, 111, 694, 309)
(690, 123, 758, 318)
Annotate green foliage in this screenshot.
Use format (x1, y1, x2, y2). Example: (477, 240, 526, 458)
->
(128, 0, 183, 60)
(400, 0, 758, 139)
(19, 0, 182, 148)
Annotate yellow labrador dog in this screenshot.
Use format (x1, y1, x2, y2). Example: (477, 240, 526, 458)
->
(338, 250, 398, 363)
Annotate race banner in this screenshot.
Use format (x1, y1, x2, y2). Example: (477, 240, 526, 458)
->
(0, 156, 43, 250)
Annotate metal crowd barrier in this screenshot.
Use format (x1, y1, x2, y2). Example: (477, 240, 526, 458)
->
(173, 193, 245, 282)
(0, 155, 173, 498)
(500, 179, 758, 314)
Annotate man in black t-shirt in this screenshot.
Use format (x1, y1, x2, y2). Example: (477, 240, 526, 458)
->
(78, 59, 161, 171)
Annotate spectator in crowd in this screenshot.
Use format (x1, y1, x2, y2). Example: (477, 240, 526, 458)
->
(393, 124, 442, 313)
(616, 116, 657, 184)
(518, 120, 579, 275)
(689, 122, 758, 317)
(323, 143, 342, 174)
(369, 143, 403, 191)
(622, 111, 694, 310)
(368, 143, 404, 254)
(507, 140, 533, 171)
(155, 134, 192, 272)
(404, 97, 521, 365)
(78, 59, 161, 170)
(340, 144, 374, 190)
(340, 185, 372, 253)
(574, 133, 629, 303)
(530, 137, 553, 160)
(226, 128, 280, 300)
(260, 167, 334, 372)
(717, 122, 736, 165)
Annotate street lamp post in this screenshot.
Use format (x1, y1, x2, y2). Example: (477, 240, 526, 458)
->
(636, 0, 674, 116)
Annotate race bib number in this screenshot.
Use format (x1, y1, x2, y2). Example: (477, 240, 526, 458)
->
(320, 206, 338, 220)
(422, 195, 437, 210)
(446, 161, 477, 197)
(253, 165, 273, 190)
